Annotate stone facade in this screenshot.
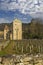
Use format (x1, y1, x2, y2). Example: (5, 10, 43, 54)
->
(3, 19, 22, 40)
(13, 19, 22, 40)
(4, 25, 9, 40)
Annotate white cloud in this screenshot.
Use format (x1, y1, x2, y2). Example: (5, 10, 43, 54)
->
(0, 0, 43, 18)
(8, 2, 19, 10)
(18, 0, 26, 2)
(18, 0, 43, 15)
(0, 18, 9, 23)
(30, 12, 43, 20)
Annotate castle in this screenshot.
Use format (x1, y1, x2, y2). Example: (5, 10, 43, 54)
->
(0, 19, 22, 40)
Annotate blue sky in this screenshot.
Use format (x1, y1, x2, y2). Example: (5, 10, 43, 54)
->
(0, 0, 43, 23)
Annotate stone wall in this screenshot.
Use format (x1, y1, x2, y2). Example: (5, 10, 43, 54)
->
(4, 25, 9, 40)
(0, 54, 43, 65)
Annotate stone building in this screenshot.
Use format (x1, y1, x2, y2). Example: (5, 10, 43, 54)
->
(13, 19, 22, 40)
(0, 19, 23, 40)
(0, 18, 30, 40)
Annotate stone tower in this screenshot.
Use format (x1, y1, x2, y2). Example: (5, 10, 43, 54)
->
(4, 25, 9, 40)
(13, 19, 22, 40)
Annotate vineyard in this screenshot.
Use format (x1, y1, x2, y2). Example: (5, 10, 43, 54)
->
(0, 39, 43, 56)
